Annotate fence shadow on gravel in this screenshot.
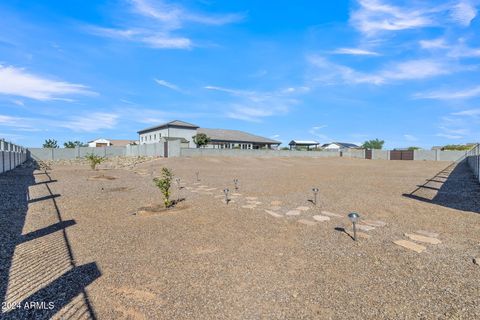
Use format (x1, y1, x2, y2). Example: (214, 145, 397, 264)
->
(403, 159, 480, 214)
(0, 162, 101, 319)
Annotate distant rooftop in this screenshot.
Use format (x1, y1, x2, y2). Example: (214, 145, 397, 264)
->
(322, 142, 359, 148)
(137, 120, 199, 134)
(289, 140, 319, 145)
(198, 128, 281, 144)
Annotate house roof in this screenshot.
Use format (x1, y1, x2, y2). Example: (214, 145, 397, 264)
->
(321, 142, 359, 148)
(198, 128, 281, 144)
(109, 139, 137, 146)
(289, 140, 319, 145)
(137, 120, 199, 134)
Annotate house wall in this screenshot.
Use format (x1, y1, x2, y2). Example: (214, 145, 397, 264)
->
(88, 139, 111, 147)
(323, 143, 340, 150)
(139, 127, 197, 148)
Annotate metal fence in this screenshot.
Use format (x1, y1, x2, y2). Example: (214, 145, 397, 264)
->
(0, 140, 28, 174)
(466, 143, 480, 183)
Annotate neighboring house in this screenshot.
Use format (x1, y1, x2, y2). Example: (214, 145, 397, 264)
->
(137, 120, 199, 148)
(197, 128, 281, 149)
(321, 142, 360, 150)
(137, 120, 281, 149)
(288, 140, 320, 150)
(88, 139, 137, 147)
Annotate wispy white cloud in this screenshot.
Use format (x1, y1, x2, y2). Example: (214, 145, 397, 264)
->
(436, 133, 463, 139)
(350, 0, 477, 36)
(88, 0, 243, 50)
(419, 38, 449, 49)
(452, 108, 480, 116)
(154, 78, 182, 92)
(309, 125, 329, 141)
(0, 65, 95, 101)
(414, 85, 480, 100)
(404, 134, 418, 142)
(60, 113, 119, 132)
(332, 48, 380, 55)
(309, 56, 459, 85)
(205, 85, 304, 122)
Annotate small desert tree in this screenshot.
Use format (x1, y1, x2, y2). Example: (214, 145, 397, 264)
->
(64, 141, 87, 148)
(192, 133, 211, 148)
(43, 139, 59, 148)
(362, 139, 385, 150)
(85, 153, 105, 170)
(153, 167, 174, 208)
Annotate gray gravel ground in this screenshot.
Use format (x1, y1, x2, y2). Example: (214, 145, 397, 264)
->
(1, 156, 479, 319)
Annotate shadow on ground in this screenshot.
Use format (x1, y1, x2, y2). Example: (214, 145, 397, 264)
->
(403, 159, 480, 214)
(0, 161, 100, 319)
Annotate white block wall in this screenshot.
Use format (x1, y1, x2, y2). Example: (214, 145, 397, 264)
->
(0, 140, 28, 174)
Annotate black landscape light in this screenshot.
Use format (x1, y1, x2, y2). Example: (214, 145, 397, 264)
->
(312, 188, 319, 205)
(176, 178, 181, 188)
(233, 178, 239, 191)
(196, 171, 200, 182)
(348, 212, 360, 241)
(223, 188, 230, 204)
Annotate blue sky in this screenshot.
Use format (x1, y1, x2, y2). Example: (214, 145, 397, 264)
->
(1, 0, 479, 148)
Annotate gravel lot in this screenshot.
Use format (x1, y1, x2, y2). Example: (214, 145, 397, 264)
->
(1, 156, 479, 319)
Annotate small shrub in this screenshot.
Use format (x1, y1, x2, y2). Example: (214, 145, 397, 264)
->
(154, 167, 174, 208)
(85, 153, 105, 170)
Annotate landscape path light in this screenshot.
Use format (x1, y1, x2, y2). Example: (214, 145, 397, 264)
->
(196, 171, 200, 182)
(312, 188, 319, 205)
(224, 188, 230, 204)
(233, 178, 239, 191)
(348, 212, 360, 241)
(176, 178, 181, 189)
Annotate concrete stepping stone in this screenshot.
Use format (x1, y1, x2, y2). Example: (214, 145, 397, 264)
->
(247, 201, 262, 205)
(415, 230, 439, 238)
(232, 193, 242, 196)
(271, 200, 283, 206)
(193, 182, 200, 185)
(265, 210, 283, 218)
(393, 240, 426, 253)
(214, 195, 224, 198)
(321, 211, 342, 218)
(298, 219, 317, 226)
(296, 206, 310, 211)
(205, 188, 217, 191)
(185, 187, 192, 190)
(356, 224, 376, 232)
(286, 210, 301, 216)
(313, 215, 330, 222)
(246, 197, 258, 200)
(269, 206, 282, 211)
(405, 233, 441, 245)
(362, 219, 387, 227)
(242, 204, 257, 209)
(199, 185, 208, 188)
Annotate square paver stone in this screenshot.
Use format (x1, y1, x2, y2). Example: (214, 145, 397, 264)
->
(405, 233, 441, 245)
(298, 219, 317, 226)
(296, 206, 310, 211)
(286, 210, 301, 216)
(356, 224, 375, 232)
(265, 210, 283, 218)
(415, 230, 439, 238)
(313, 215, 330, 222)
(393, 240, 426, 253)
(321, 211, 342, 218)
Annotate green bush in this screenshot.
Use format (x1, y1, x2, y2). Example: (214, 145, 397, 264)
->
(85, 153, 105, 170)
(153, 168, 174, 208)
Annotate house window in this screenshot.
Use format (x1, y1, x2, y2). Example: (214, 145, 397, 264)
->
(154, 134, 156, 140)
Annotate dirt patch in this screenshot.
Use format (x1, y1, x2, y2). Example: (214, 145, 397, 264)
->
(135, 200, 188, 216)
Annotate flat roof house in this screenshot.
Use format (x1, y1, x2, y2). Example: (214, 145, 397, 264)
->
(321, 142, 360, 150)
(88, 138, 137, 147)
(288, 140, 320, 150)
(137, 120, 281, 149)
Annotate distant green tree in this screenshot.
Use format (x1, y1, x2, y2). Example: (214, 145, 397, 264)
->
(64, 141, 87, 148)
(408, 146, 421, 151)
(43, 139, 59, 148)
(192, 133, 211, 148)
(362, 139, 385, 150)
(442, 144, 472, 151)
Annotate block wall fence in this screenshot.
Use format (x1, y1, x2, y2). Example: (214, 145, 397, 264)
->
(466, 144, 480, 184)
(0, 140, 28, 174)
